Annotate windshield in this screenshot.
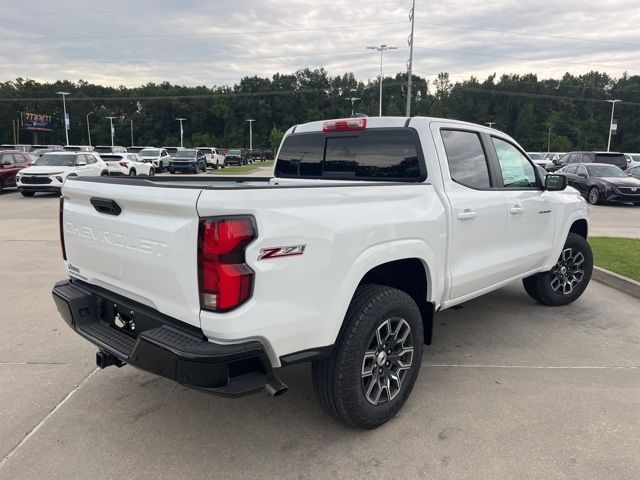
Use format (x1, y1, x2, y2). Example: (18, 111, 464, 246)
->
(140, 149, 160, 156)
(228, 149, 241, 156)
(528, 153, 545, 160)
(586, 165, 626, 177)
(173, 150, 196, 159)
(35, 154, 76, 166)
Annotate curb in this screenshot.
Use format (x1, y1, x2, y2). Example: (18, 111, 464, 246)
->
(592, 266, 640, 301)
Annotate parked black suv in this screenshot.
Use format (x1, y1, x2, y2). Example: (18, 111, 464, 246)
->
(225, 148, 246, 166)
(169, 149, 207, 174)
(546, 151, 627, 172)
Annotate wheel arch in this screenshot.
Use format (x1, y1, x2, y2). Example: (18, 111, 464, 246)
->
(357, 258, 435, 345)
(569, 218, 588, 239)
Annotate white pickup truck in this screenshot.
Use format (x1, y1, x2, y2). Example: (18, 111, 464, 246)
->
(52, 116, 592, 429)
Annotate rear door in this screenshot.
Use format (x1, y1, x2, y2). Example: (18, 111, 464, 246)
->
(62, 179, 202, 327)
(1, 153, 17, 186)
(434, 127, 509, 299)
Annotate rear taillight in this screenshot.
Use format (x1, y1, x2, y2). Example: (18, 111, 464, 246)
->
(59, 196, 67, 260)
(322, 117, 367, 132)
(119, 161, 128, 167)
(198, 217, 256, 312)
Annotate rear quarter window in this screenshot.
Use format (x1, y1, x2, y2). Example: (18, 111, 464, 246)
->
(275, 128, 426, 181)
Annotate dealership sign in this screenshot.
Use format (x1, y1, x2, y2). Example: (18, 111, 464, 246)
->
(21, 112, 53, 132)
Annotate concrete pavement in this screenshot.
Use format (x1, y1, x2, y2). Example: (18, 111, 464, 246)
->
(1, 189, 639, 479)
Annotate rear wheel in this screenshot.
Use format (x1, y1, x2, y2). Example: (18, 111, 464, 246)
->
(522, 233, 593, 306)
(588, 187, 600, 205)
(312, 284, 423, 429)
(21, 190, 35, 197)
(128, 169, 136, 176)
(100, 171, 109, 176)
(148, 167, 155, 176)
(159, 161, 164, 173)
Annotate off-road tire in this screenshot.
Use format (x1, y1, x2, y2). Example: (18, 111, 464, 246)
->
(312, 284, 423, 429)
(522, 233, 593, 306)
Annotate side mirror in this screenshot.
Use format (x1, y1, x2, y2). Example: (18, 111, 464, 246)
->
(578, 172, 587, 178)
(545, 174, 567, 191)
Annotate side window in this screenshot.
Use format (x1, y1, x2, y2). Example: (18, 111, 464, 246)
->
(582, 153, 593, 163)
(563, 165, 577, 174)
(441, 130, 491, 189)
(128, 154, 138, 162)
(577, 165, 588, 177)
(568, 153, 580, 164)
(86, 154, 97, 164)
(491, 137, 538, 188)
(1, 153, 15, 164)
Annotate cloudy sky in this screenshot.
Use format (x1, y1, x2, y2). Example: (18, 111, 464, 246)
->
(2, 0, 640, 87)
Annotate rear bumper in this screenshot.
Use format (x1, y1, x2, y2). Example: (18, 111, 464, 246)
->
(169, 162, 197, 171)
(52, 279, 277, 397)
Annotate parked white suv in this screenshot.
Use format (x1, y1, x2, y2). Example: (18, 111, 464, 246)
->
(198, 147, 225, 169)
(54, 116, 591, 428)
(100, 153, 155, 176)
(139, 148, 171, 172)
(17, 151, 106, 196)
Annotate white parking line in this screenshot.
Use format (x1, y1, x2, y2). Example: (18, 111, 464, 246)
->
(0, 367, 98, 470)
(422, 363, 640, 369)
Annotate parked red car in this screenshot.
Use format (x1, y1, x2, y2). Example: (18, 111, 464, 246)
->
(0, 150, 31, 193)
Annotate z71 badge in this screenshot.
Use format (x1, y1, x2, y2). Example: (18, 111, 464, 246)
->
(258, 245, 306, 260)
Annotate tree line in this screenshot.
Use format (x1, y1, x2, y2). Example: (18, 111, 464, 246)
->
(1, 69, 640, 152)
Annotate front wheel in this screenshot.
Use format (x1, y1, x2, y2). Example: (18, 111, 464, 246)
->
(312, 284, 423, 429)
(588, 187, 600, 205)
(522, 233, 593, 306)
(128, 169, 136, 176)
(148, 167, 155, 176)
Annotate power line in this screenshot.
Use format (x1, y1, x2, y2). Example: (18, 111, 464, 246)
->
(415, 21, 640, 48)
(413, 45, 639, 72)
(2, 47, 408, 67)
(0, 20, 409, 41)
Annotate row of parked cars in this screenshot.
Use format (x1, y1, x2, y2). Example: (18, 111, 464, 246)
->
(527, 150, 640, 206)
(0, 143, 275, 196)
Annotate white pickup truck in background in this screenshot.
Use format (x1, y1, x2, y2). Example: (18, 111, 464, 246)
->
(52, 116, 592, 429)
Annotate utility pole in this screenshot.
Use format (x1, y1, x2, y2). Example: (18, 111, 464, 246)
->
(130, 119, 134, 147)
(406, 0, 416, 116)
(367, 44, 397, 117)
(57, 91, 70, 145)
(86, 111, 94, 146)
(106, 116, 116, 146)
(485, 122, 496, 128)
(547, 126, 552, 152)
(246, 119, 255, 150)
(606, 99, 621, 152)
(176, 118, 186, 148)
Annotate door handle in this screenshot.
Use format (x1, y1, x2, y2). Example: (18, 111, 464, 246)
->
(457, 209, 477, 220)
(510, 206, 524, 215)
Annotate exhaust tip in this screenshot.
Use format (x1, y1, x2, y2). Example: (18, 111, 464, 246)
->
(265, 377, 288, 397)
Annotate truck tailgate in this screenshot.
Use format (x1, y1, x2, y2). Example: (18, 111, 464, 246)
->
(61, 179, 202, 328)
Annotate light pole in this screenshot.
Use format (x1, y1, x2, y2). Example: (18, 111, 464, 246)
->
(485, 122, 496, 128)
(606, 99, 621, 152)
(86, 111, 94, 146)
(347, 97, 361, 116)
(57, 91, 70, 145)
(130, 119, 134, 147)
(176, 118, 186, 148)
(367, 44, 397, 117)
(406, 0, 416, 116)
(246, 119, 255, 150)
(106, 116, 116, 147)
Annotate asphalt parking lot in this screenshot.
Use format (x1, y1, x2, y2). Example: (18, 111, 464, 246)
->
(1, 187, 639, 479)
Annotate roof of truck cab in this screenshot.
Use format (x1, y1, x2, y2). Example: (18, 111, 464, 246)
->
(290, 116, 500, 134)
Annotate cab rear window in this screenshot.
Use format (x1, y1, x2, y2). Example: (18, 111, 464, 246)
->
(275, 128, 426, 181)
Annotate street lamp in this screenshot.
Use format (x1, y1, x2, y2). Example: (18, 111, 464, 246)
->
(485, 122, 496, 128)
(57, 91, 70, 145)
(606, 99, 621, 152)
(367, 44, 397, 117)
(86, 111, 94, 146)
(347, 96, 361, 117)
(246, 119, 255, 150)
(105, 116, 116, 147)
(176, 118, 186, 148)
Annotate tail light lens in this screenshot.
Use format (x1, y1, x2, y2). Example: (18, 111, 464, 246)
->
(59, 196, 67, 260)
(198, 217, 256, 312)
(119, 161, 129, 167)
